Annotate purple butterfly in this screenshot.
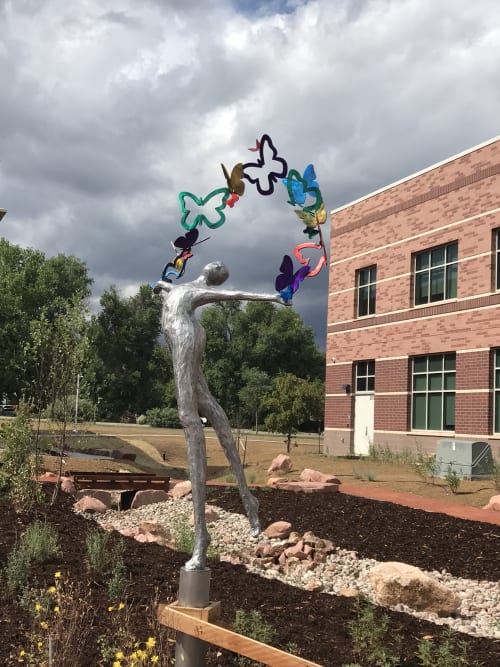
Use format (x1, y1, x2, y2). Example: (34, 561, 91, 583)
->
(275, 255, 310, 303)
(242, 134, 288, 196)
(161, 229, 209, 282)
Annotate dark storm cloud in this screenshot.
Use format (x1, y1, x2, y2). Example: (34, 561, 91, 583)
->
(0, 0, 499, 350)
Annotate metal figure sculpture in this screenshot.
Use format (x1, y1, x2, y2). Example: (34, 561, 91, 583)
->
(154, 261, 285, 570)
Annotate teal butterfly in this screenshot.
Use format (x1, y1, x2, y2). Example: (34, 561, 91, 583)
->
(179, 188, 230, 230)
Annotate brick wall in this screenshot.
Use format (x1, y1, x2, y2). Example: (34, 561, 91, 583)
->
(324, 138, 500, 456)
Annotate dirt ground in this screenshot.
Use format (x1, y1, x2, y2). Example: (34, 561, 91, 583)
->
(35, 422, 500, 509)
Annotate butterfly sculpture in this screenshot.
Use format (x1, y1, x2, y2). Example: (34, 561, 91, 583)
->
(221, 163, 245, 208)
(179, 188, 230, 230)
(295, 202, 327, 237)
(242, 134, 288, 196)
(275, 254, 311, 303)
(161, 229, 209, 282)
(283, 165, 323, 214)
(283, 163, 319, 205)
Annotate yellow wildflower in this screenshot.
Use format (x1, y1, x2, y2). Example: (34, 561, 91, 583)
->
(115, 651, 125, 660)
(136, 649, 146, 660)
(108, 606, 115, 612)
(35, 603, 42, 612)
(40, 621, 48, 630)
(146, 637, 156, 649)
(48, 586, 57, 594)
(112, 662, 122, 667)
(53, 606, 60, 614)
(118, 602, 125, 610)
(37, 641, 43, 649)
(19, 650, 26, 657)
(150, 656, 159, 664)
(54, 571, 62, 579)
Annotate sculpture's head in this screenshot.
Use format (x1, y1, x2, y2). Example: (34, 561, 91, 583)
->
(202, 261, 229, 286)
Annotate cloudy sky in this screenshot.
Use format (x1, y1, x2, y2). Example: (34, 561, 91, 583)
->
(1, 0, 499, 347)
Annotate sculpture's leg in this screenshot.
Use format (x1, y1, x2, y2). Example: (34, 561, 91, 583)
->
(178, 402, 211, 570)
(198, 377, 260, 537)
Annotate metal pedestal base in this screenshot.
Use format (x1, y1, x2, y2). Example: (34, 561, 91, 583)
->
(175, 567, 211, 666)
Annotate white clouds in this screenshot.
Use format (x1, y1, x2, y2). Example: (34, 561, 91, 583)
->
(0, 0, 499, 346)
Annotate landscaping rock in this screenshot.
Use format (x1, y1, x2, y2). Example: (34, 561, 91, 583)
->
(189, 507, 220, 526)
(299, 468, 341, 485)
(60, 477, 76, 495)
(137, 521, 172, 546)
(73, 496, 108, 514)
(35, 472, 59, 484)
(75, 490, 112, 509)
(130, 490, 169, 509)
(268, 479, 339, 493)
(263, 520, 292, 539)
(369, 561, 461, 616)
(482, 495, 500, 511)
(267, 454, 292, 475)
(169, 481, 192, 498)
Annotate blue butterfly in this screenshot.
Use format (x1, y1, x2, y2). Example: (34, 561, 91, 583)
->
(283, 164, 319, 206)
(242, 134, 288, 196)
(275, 255, 310, 303)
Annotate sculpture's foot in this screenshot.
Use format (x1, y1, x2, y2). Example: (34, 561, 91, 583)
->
(184, 553, 206, 571)
(249, 519, 261, 538)
(184, 530, 211, 570)
(245, 494, 261, 537)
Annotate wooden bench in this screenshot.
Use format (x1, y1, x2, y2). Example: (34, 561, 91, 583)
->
(71, 471, 171, 491)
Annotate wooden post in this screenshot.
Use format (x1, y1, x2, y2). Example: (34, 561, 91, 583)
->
(158, 602, 323, 667)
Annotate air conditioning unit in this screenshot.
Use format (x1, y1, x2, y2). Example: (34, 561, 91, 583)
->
(436, 440, 493, 480)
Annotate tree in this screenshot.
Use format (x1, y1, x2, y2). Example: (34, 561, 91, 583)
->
(263, 374, 325, 452)
(0, 239, 92, 400)
(86, 284, 170, 420)
(238, 367, 272, 432)
(200, 301, 325, 424)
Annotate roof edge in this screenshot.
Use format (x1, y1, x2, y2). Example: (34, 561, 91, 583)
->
(331, 135, 500, 215)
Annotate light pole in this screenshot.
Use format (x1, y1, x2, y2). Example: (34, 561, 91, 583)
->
(74, 373, 82, 431)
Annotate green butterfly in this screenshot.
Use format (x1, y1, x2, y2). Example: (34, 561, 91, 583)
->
(179, 188, 230, 230)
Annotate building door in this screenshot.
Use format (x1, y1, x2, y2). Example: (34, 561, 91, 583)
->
(354, 394, 374, 456)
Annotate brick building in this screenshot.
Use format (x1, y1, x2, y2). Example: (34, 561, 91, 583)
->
(324, 136, 500, 457)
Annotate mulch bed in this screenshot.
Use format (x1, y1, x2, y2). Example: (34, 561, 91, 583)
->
(0, 486, 499, 666)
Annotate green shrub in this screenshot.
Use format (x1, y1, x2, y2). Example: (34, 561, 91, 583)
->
(107, 561, 129, 602)
(136, 414, 148, 425)
(348, 596, 400, 667)
(5, 544, 32, 593)
(145, 407, 181, 428)
(417, 628, 482, 667)
(410, 452, 441, 484)
(444, 466, 461, 494)
(233, 609, 277, 667)
(21, 520, 61, 564)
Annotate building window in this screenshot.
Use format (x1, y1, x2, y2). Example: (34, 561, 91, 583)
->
(357, 266, 376, 316)
(414, 242, 457, 306)
(356, 360, 375, 392)
(494, 230, 500, 291)
(494, 350, 500, 433)
(412, 353, 455, 431)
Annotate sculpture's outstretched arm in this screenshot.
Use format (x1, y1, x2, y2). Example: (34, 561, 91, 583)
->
(199, 290, 285, 306)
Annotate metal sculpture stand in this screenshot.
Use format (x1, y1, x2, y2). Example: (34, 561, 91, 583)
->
(175, 568, 211, 666)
